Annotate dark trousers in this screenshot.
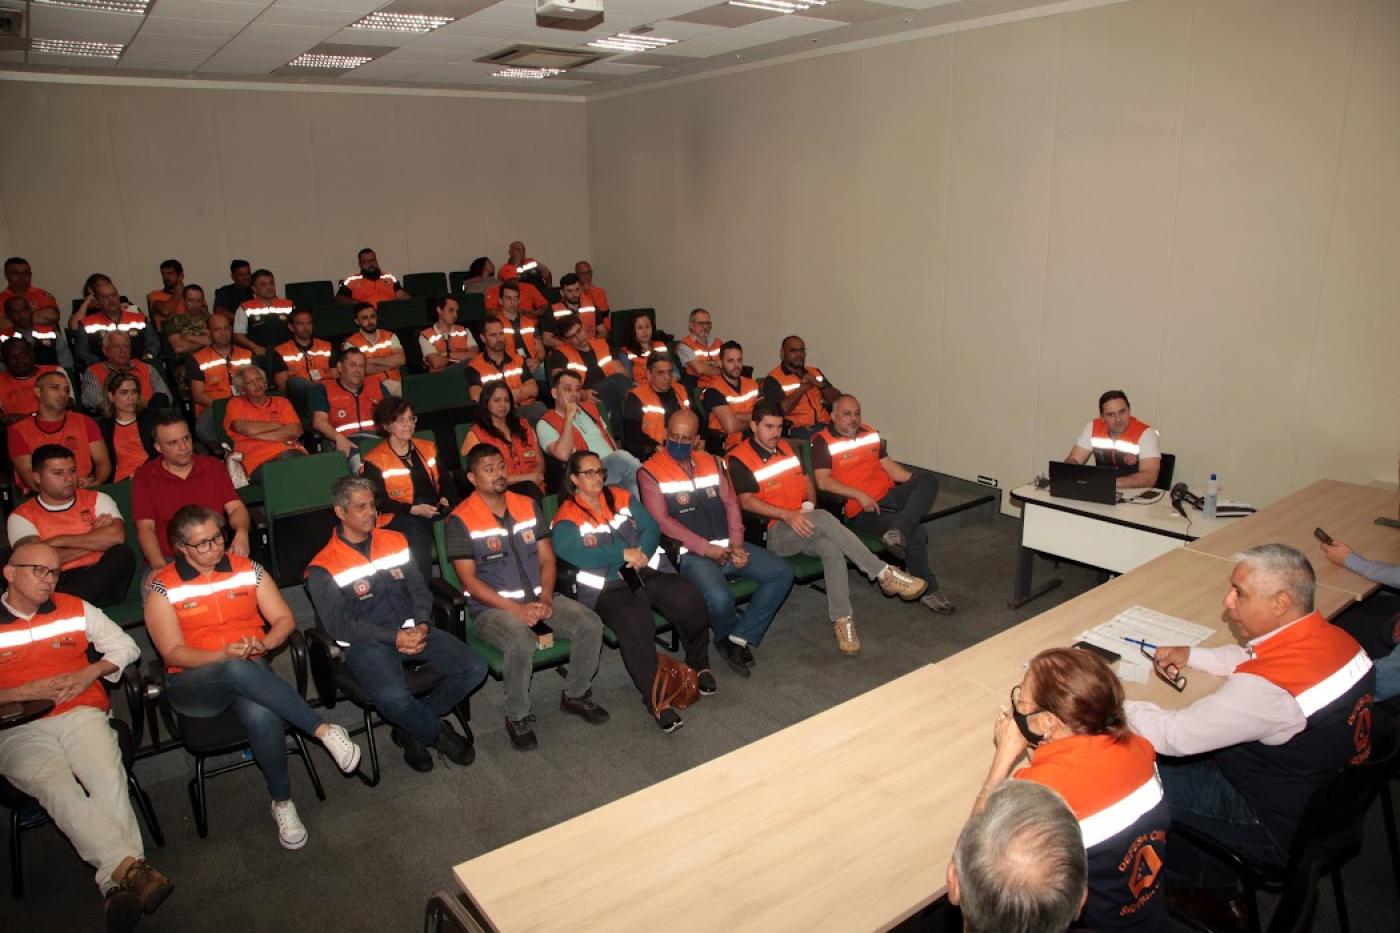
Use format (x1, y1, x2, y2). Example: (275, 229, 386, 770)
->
(58, 546, 137, 608)
(594, 569, 710, 705)
(166, 658, 323, 801)
(384, 512, 437, 581)
(1159, 757, 1287, 892)
(849, 469, 941, 588)
(589, 373, 634, 436)
(343, 629, 488, 746)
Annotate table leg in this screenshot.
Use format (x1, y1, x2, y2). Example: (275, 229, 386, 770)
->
(1008, 519, 1062, 610)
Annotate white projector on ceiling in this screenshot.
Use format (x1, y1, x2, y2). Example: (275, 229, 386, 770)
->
(537, 0, 602, 20)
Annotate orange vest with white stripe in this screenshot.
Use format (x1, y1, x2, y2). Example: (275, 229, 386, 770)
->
(1217, 612, 1375, 845)
(343, 330, 400, 383)
(627, 382, 690, 445)
(0, 593, 108, 718)
(540, 403, 615, 453)
(639, 450, 730, 556)
(192, 346, 255, 414)
(87, 360, 155, 404)
(468, 351, 526, 392)
(623, 341, 670, 383)
(766, 365, 829, 428)
(362, 437, 439, 506)
(553, 488, 662, 607)
(728, 439, 806, 526)
(1090, 417, 1152, 476)
(421, 324, 474, 359)
(462, 422, 542, 488)
(239, 297, 294, 324)
(153, 555, 264, 672)
(341, 274, 399, 308)
(323, 379, 384, 435)
(275, 339, 334, 382)
(813, 424, 895, 519)
(551, 302, 604, 339)
(0, 365, 60, 416)
(680, 335, 721, 373)
(555, 338, 618, 384)
(12, 489, 107, 571)
(493, 313, 542, 361)
(699, 374, 760, 450)
(450, 491, 544, 613)
(306, 528, 416, 639)
(81, 309, 149, 341)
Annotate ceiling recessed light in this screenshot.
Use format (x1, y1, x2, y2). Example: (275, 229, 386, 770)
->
(587, 32, 678, 54)
(288, 52, 373, 69)
(349, 12, 454, 33)
(33, 0, 150, 14)
(31, 38, 124, 58)
(491, 66, 564, 80)
(728, 0, 828, 12)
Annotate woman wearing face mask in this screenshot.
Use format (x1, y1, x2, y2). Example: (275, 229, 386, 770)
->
(618, 314, 669, 384)
(550, 451, 714, 733)
(970, 647, 1170, 932)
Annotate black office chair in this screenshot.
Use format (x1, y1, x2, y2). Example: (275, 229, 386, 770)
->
(424, 889, 487, 933)
(302, 597, 474, 787)
(1169, 709, 1400, 933)
(144, 633, 325, 838)
(0, 667, 163, 898)
(1155, 453, 1176, 490)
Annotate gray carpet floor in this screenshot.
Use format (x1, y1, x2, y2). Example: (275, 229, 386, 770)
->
(4, 516, 1397, 931)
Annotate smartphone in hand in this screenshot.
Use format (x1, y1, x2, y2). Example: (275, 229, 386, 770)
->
(1314, 527, 1334, 546)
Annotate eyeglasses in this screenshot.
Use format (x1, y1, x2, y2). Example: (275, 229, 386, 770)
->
(1139, 645, 1187, 692)
(573, 469, 606, 479)
(185, 535, 224, 554)
(13, 564, 61, 582)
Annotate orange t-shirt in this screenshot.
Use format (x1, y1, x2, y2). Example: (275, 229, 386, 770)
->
(223, 396, 304, 476)
(485, 282, 550, 314)
(112, 419, 149, 482)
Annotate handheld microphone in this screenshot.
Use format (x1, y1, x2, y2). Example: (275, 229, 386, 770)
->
(1170, 483, 1190, 519)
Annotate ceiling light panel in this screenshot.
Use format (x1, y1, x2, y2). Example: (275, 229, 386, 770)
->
(32, 0, 149, 14)
(30, 37, 124, 57)
(349, 12, 454, 33)
(491, 66, 563, 79)
(288, 52, 372, 69)
(586, 32, 679, 53)
(727, 0, 828, 12)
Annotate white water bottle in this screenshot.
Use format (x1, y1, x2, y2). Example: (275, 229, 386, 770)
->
(1204, 473, 1218, 520)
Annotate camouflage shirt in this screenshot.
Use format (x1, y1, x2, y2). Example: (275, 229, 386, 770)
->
(162, 310, 210, 345)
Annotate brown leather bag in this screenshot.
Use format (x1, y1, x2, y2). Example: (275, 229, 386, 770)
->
(651, 653, 700, 716)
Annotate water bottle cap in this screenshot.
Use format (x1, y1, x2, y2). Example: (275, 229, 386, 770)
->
(1210, 473, 1217, 480)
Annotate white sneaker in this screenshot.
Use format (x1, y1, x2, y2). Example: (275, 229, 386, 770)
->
(271, 800, 307, 850)
(319, 724, 361, 774)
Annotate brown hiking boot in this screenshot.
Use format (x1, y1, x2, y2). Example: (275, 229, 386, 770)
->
(877, 565, 928, 601)
(833, 617, 861, 656)
(118, 858, 173, 915)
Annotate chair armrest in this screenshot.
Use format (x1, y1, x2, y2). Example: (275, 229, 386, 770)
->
(1169, 819, 1265, 882)
(119, 664, 146, 749)
(286, 629, 309, 699)
(302, 627, 342, 707)
(815, 490, 846, 519)
(430, 578, 467, 641)
(144, 658, 175, 746)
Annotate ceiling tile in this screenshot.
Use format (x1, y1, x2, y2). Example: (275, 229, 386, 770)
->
(127, 32, 229, 49)
(27, 6, 145, 44)
(117, 48, 214, 68)
(408, 31, 502, 52)
(146, 0, 270, 18)
(27, 51, 123, 68)
(744, 12, 845, 36)
(646, 25, 775, 57)
(253, 7, 365, 27)
(575, 60, 659, 75)
(814, 0, 909, 23)
(137, 15, 248, 38)
(323, 27, 418, 47)
(672, 3, 781, 28)
(239, 22, 345, 41)
(645, 19, 726, 40)
(264, 0, 386, 12)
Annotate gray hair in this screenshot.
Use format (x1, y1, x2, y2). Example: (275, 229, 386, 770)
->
(954, 781, 1086, 933)
(1232, 543, 1315, 614)
(101, 329, 131, 350)
(234, 363, 265, 388)
(331, 475, 376, 511)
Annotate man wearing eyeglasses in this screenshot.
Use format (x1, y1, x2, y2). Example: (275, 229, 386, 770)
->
(1125, 543, 1374, 921)
(0, 541, 174, 929)
(6, 444, 135, 607)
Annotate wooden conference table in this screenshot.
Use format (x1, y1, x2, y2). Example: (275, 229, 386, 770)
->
(453, 479, 1396, 930)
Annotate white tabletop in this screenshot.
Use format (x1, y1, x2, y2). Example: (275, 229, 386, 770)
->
(1012, 482, 1240, 541)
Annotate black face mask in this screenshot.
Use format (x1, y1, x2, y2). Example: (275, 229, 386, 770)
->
(1010, 686, 1047, 747)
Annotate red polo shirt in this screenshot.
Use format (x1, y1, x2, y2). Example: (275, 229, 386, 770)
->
(131, 454, 239, 559)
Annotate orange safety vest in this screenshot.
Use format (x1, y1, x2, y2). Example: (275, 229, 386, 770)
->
(639, 449, 730, 557)
(0, 365, 60, 416)
(727, 439, 806, 527)
(766, 365, 830, 429)
(449, 491, 545, 611)
(342, 329, 401, 384)
(12, 488, 107, 571)
(680, 335, 722, 373)
(500, 259, 541, 282)
(86, 360, 156, 404)
(583, 285, 610, 312)
(485, 282, 550, 314)
(554, 338, 619, 383)
(462, 422, 542, 489)
(153, 554, 264, 672)
(362, 437, 439, 506)
(81, 309, 149, 341)
(540, 403, 615, 454)
(224, 396, 303, 475)
(11, 412, 95, 488)
(1090, 416, 1153, 475)
(275, 338, 334, 382)
(552, 487, 661, 606)
(0, 592, 108, 718)
(813, 423, 895, 519)
(420, 324, 474, 360)
(468, 351, 526, 392)
(622, 340, 670, 384)
(699, 374, 759, 451)
(323, 379, 385, 435)
(238, 297, 294, 325)
(192, 346, 255, 414)
(550, 302, 604, 339)
(492, 312, 542, 362)
(340, 274, 400, 308)
(627, 382, 691, 445)
(305, 528, 416, 636)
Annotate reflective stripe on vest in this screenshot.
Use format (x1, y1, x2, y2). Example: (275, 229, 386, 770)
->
(0, 613, 86, 649)
(163, 570, 259, 603)
(1077, 771, 1165, 848)
(753, 456, 801, 483)
(1295, 648, 1372, 717)
(328, 545, 412, 589)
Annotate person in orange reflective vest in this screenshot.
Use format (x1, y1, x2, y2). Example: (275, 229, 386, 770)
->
(0, 336, 66, 423)
(728, 401, 927, 657)
(419, 295, 478, 372)
(1126, 544, 1375, 914)
(617, 312, 669, 385)
(675, 308, 722, 381)
(491, 281, 546, 374)
(537, 368, 640, 495)
(146, 258, 186, 328)
(233, 268, 294, 355)
(1, 256, 60, 327)
(621, 354, 690, 462)
(343, 302, 405, 396)
(76, 277, 157, 366)
(499, 239, 552, 289)
(187, 312, 254, 450)
(546, 313, 634, 435)
(548, 272, 608, 342)
(312, 348, 386, 461)
(222, 365, 306, 479)
(760, 335, 840, 439)
(573, 260, 610, 317)
(467, 317, 545, 422)
(812, 394, 954, 615)
(270, 307, 336, 424)
(0, 541, 174, 927)
(79, 330, 171, 412)
(147, 505, 363, 850)
(1, 294, 70, 368)
(973, 648, 1170, 931)
(7, 371, 110, 493)
(698, 339, 760, 452)
(336, 247, 409, 308)
(1065, 390, 1162, 489)
(461, 381, 546, 498)
(359, 396, 454, 578)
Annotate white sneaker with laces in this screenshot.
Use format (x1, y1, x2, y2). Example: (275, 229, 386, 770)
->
(319, 723, 361, 774)
(271, 800, 307, 850)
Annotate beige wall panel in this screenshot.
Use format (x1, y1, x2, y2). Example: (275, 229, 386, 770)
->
(938, 16, 1062, 488)
(1296, 0, 1400, 487)
(1035, 0, 1189, 468)
(1157, 0, 1358, 501)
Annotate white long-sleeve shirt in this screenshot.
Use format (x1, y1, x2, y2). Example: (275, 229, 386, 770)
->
(1, 595, 140, 688)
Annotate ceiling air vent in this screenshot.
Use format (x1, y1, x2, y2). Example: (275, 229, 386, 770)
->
(477, 44, 606, 71)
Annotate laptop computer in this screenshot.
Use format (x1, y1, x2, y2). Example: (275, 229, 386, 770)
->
(1048, 461, 1119, 505)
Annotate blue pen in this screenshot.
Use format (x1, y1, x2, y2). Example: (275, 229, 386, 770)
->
(1122, 637, 1157, 650)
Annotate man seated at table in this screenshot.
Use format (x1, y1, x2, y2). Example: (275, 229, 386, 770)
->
(949, 780, 1087, 933)
(7, 444, 136, 607)
(2, 294, 70, 369)
(1321, 536, 1400, 702)
(537, 369, 640, 495)
(223, 366, 305, 480)
(232, 268, 294, 355)
(622, 355, 691, 462)
(639, 410, 793, 677)
(729, 401, 927, 657)
(468, 318, 544, 422)
(0, 541, 174, 930)
(8, 371, 110, 493)
(546, 313, 633, 435)
(419, 295, 478, 372)
(80, 331, 172, 412)
(0, 336, 67, 423)
(761, 335, 840, 439)
(1126, 544, 1374, 922)
(306, 476, 485, 772)
(1064, 390, 1161, 489)
(813, 394, 954, 615)
(1, 256, 60, 327)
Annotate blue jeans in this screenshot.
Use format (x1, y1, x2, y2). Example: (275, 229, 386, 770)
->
(166, 658, 324, 802)
(344, 629, 488, 746)
(679, 546, 794, 646)
(1159, 757, 1287, 892)
(1376, 647, 1400, 702)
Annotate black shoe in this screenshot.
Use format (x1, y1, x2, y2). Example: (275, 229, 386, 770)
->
(505, 715, 539, 751)
(433, 722, 476, 766)
(104, 888, 142, 933)
(390, 726, 434, 772)
(655, 707, 683, 734)
(560, 690, 610, 724)
(697, 670, 717, 695)
(738, 643, 755, 667)
(714, 639, 752, 678)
